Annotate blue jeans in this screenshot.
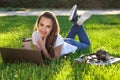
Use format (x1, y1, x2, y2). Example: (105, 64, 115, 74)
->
(64, 25, 90, 50)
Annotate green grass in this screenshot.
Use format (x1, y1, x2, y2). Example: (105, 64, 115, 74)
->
(0, 15, 120, 80)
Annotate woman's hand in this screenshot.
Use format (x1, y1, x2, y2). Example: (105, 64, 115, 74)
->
(38, 37, 51, 59)
(42, 36, 47, 46)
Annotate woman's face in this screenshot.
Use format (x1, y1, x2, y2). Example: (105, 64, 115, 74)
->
(38, 16, 53, 38)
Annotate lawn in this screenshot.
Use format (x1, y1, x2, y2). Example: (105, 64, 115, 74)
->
(0, 15, 120, 80)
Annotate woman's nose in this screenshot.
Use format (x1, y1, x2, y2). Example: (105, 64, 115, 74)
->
(42, 27, 46, 31)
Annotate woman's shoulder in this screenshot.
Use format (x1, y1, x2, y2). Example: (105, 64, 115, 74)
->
(32, 31, 41, 38)
(57, 34, 63, 38)
(56, 34, 63, 40)
(32, 31, 39, 35)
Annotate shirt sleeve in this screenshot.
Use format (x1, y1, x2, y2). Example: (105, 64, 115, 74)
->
(54, 34, 64, 48)
(32, 31, 41, 45)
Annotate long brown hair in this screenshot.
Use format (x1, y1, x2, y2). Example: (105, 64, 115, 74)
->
(34, 11, 60, 57)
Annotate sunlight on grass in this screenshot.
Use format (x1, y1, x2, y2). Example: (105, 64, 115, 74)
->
(53, 60, 73, 80)
(86, 24, 120, 56)
(0, 32, 21, 47)
(0, 24, 32, 48)
(82, 64, 120, 80)
(0, 31, 23, 47)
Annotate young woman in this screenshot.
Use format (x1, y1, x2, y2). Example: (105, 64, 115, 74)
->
(32, 5, 91, 59)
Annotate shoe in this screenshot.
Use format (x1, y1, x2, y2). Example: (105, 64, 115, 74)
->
(77, 11, 92, 25)
(69, 4, 78, 24)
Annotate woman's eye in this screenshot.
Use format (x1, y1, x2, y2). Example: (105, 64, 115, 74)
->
(47, 26, 51, 28)
(39, 23, 43, 26)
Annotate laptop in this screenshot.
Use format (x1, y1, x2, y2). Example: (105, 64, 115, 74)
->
(0, 47, 42, 65)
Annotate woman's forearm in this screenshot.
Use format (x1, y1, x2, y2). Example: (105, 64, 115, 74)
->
(38, 38, 51, 59)
(34, 45, 51, 59)
(42, 48, 51, 59)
